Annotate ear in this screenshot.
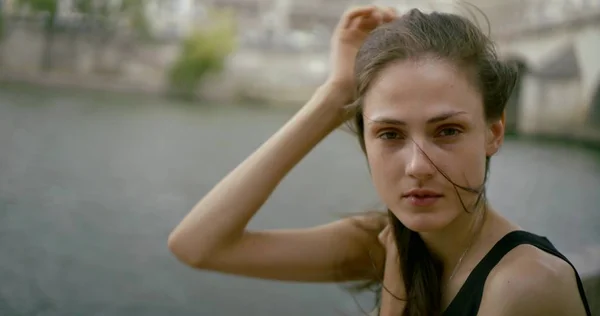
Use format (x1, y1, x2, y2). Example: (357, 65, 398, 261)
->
(485, 112, 505, 157)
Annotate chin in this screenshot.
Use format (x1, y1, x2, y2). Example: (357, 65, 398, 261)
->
(391, 209, 457, 233)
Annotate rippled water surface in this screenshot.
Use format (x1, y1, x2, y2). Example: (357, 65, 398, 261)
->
(1, 84, 599, 315)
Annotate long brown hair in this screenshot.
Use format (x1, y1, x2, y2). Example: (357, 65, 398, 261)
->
(345, 8, 518, 316)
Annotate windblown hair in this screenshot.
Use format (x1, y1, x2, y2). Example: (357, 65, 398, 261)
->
(344, 8, 519, 316)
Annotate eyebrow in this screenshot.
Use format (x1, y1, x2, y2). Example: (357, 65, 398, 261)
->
(366, 111, 468, 126)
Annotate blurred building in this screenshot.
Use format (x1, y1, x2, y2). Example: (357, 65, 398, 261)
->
(211, 0, 600, 135)
(144, 0, 207, 39)
(1, 0, 599, 135)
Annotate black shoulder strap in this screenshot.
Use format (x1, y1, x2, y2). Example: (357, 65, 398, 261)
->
(443, 230, 592, 316)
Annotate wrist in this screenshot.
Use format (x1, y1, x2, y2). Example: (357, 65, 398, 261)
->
(298, 83, 352, 130)
(321, 79, 355, 105)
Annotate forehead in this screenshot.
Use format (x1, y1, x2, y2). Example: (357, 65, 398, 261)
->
(363, 59, 484, 121)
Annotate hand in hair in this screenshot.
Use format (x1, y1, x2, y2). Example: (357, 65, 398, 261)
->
(327, 5, 397, 106)
(167, 7, 395, 285)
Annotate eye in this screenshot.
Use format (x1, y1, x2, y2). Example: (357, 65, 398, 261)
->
(437, 127, 462, 138)
(377, 130, 403, 140)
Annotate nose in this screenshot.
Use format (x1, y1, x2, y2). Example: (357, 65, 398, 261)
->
(405, 140, 436, 181)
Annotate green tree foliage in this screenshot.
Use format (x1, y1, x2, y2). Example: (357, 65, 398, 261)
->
(16, 0, 57, 15)
(168, 8, 237, 100)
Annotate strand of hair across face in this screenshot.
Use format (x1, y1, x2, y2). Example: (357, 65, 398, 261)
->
(360, 127, 489, 308)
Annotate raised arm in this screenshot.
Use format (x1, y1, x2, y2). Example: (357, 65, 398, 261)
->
(168, 84, 384, 281)
(167, 6, 397, 283)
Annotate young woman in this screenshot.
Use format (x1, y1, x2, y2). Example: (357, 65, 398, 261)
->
(168, 6, 592, 316)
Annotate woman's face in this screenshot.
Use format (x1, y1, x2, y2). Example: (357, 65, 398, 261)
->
(362, 58, 504, 232)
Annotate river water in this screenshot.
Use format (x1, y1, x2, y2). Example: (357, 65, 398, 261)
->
(0, 83, 598, 315)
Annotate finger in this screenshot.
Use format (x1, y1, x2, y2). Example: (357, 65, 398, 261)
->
(386, 6, 398, 17)
(353, 16, 380, 33)
(340, 5, 376, 29)
(350, 6, 393, 31)
(351, 13, 382, 32)
(371, 7, 384, 24)
(382, 6, 398, 22)
(348, 16, 364, 31)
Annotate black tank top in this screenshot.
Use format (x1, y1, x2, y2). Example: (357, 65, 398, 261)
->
(442, 230, 592, 316)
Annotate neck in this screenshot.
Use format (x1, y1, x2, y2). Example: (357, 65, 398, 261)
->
(420, 203, 488, 270)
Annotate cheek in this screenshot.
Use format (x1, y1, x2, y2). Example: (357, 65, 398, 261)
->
(365, 140, 404, 184)
(365, 140, 392, 170)
(453, 137, 488, 185)
(459, 153, 487, 185)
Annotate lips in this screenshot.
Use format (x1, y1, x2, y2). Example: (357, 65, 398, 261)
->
(406, 193, 442, 198)
(402, 189, 443, 198)
(403, 189, 443, 207)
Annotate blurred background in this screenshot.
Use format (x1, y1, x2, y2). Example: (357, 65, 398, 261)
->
(0, 0, 598, 315)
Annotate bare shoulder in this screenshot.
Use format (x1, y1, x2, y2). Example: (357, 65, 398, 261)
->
(478, 244, 588, 316)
